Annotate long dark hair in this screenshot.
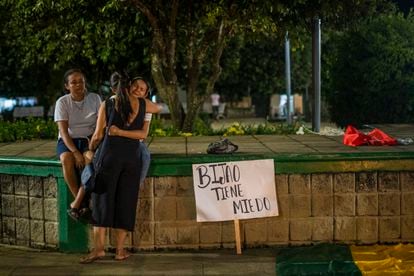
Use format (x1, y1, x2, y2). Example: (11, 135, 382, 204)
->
(110, 71, 131, 125)
(63, 68, 85, 94)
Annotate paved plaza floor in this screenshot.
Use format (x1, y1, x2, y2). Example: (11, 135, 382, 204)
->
(0, 245, 277, 275)
(0, 123, 413, 158)
(2, 243, 414, 275)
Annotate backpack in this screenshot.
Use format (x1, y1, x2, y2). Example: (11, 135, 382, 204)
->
(207, 138, 238, 154)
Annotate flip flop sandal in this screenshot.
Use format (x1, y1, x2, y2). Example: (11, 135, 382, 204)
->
(79, 254, 104, 264)
(67, 208, 80, 222)
(79, 207, 90, 217)
(79, 208, 94, 224)
(114, 252, 131, 261)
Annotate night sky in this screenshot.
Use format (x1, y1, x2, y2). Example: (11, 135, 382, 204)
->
(392, 0, 414, 13)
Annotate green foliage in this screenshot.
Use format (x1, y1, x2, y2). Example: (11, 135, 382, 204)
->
(216, 35, 282, 102)
(0, 116, 306, 142)
(255, 123, 300, 135)
(0, 0, 397, 132)
(148, 117, 298, 137)
(191, 117, 215, 136)
(0, 121, 15, 142)
(0, 0, 151, 107)
(5, 0, 149, 71)
(219, 122, 299, 136)
(217, 32, 312, 101)
(326, 12, 414, 127)
(0, 118, 58, 142)
(222, 123, 245, 136)
(148, 118, 180, 137)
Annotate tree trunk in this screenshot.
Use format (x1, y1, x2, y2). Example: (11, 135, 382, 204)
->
(130, 0, 232, 131)
(182, 102, 199, 132)
(151, 46, 181, 126)
(182, 20, 231, 132)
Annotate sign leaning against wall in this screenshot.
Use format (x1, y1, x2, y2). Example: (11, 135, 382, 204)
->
(192, 159, 279, 222)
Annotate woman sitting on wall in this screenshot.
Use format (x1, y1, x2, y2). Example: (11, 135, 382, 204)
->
(54, 69, 102, 220)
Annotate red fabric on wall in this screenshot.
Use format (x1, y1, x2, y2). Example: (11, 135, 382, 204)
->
(343, 126, 370, 146)
(367, 128, 397, 146)
(343, 126, 397, 147)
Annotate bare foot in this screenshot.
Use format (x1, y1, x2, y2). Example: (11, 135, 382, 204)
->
(115, 249, 131, 261)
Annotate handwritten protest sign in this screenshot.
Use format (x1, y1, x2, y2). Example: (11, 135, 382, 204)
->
(192, 159, 278, 222)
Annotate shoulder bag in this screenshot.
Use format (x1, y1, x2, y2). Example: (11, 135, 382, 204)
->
(81, 98, 115, 193)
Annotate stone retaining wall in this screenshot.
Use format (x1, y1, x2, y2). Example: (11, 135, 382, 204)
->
(1, 171, 413, 251)
(104, 171, 414, 250)
(0, 174, 58, 248)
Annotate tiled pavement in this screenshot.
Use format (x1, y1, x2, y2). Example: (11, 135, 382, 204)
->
(0, 245, 277, 276)
(0, 124, 413, 159)
(1, 242, 414, 275)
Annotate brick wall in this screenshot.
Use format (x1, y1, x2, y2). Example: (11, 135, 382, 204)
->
(1, 171, 413, 251)
(105, 171, 414, 250)
(0, 174, 58, 248)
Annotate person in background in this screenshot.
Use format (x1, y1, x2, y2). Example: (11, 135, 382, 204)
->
(54, 69, 102, 221)
(210, 92, 220, 120)
(80, 72, 160, 263)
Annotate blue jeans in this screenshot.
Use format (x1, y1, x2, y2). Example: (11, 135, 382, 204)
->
(139, 143, 151, 186)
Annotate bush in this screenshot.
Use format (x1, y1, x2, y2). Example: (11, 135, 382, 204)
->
(0, 118, 58, 142)
(149, 118, 299, 137)
(326, 13, 414, 127)
(0, 117, 299, 142)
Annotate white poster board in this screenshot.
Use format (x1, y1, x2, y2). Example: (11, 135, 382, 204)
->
(192, 159, 278, 222)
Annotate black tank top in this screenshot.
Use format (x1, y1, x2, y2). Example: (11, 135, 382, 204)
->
(109, 98, 146, 131)
(106, 98, 146, 146)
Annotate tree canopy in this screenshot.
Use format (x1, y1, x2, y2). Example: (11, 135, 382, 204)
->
(0, 0, 395, 129)
(216, 30, 313, 118)
(121, 0, 394, 130)
(1, 0, 151, 111)
(326, 12, 414, 127)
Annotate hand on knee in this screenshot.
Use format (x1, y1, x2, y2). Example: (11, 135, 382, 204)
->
(60, 152, 75, 168)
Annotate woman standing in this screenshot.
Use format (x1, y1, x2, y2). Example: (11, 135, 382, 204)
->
(54, 69, 101, 220)
(136, 76, 154, 187)
(80, 72, 160, 263)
